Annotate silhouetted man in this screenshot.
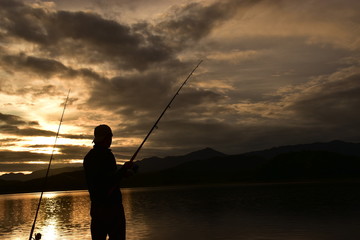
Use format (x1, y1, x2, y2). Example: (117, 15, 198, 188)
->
(84, 124, 132, 240)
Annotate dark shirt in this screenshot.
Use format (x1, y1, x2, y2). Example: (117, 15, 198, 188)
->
(83, 145, 122, 205)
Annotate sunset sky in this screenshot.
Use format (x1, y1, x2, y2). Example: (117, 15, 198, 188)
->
(1, 0, 360, 175)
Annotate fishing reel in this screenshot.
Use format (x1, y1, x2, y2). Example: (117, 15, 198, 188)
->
(32, 233, 42, 240)
(125, 163, 139, 177)
(119, 162, 139, 178)
(132, 163, 139, 173)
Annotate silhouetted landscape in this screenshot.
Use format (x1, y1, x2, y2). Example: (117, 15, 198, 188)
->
(1, 140, 360, 194)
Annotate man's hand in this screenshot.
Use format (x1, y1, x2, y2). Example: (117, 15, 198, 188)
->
(121, 161, 133, 170)
(120, 161, 139, 177)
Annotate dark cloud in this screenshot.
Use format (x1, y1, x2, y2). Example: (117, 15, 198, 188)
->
(0, 112, 55, 138)
(0, 112, 39, 126)
(0, 124, 54, 137)
(0, 138, 21, 147)
(53, 10, 172, 70)
(1, 126, 92, 139)
(0, 0, 264, 72)
(1, 54, 68, 78)
(56, 144, 89, 158)
(0, 0, 174, 71)
(62, 133, 92, 140)
(0, 0, 48, 43)
(86, 62, 222, 125)
(155, 0, 262, 47)
(289, 72, 360, 127)
(0, 53, 104, 82)
(0, 150, 49, 162)
(202, 35, 354, 99)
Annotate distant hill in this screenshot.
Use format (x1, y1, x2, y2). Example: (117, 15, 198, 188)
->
(121, 154, 266, 187)
(121, 150, 360, 187)
(1, 140, 360, 194)
(0, 166, 83, 181)
(0, 170, 87, 194)
(135, 147, 227, 172)
(244, 140, 360, 158)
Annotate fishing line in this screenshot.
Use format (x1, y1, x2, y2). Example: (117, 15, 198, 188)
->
(28, 89, 71, 240)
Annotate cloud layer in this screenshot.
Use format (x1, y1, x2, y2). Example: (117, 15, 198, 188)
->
(0, 0, 360, 172)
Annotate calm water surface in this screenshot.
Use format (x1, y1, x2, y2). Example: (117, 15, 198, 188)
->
(1, 183, 360, 240)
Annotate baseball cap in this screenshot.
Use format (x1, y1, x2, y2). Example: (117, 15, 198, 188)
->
(93, 124, 113, 143)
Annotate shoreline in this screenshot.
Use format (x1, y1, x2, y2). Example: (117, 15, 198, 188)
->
(2, 178, 360, 196)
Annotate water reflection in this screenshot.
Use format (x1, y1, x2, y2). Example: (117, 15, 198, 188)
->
(122, 189, 151, 240)
(1, 183, 360, 240)
(0, 191, 91, 240)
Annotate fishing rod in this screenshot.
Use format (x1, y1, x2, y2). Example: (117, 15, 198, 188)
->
(128, 60, 203, 164)
(28, 90, 71, 240)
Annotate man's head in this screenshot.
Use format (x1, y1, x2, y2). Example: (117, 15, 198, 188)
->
(93, 124, 113, 147)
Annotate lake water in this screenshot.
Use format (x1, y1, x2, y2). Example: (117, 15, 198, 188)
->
(1, 183, 360, 240)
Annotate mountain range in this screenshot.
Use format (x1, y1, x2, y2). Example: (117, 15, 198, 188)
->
(1, 140, 360, 194)
(134, 147, 227, 172)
